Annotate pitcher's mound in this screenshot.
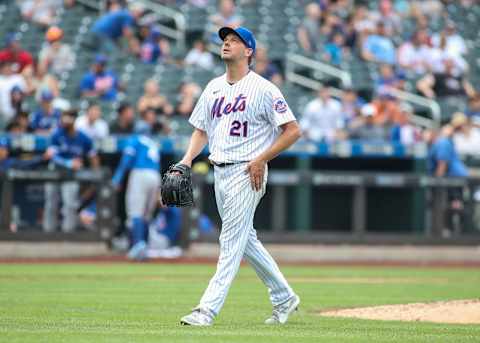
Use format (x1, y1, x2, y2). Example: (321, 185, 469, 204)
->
(319, 299, 480, 324)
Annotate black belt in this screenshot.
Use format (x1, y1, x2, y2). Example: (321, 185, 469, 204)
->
(209, 160, 248, 168)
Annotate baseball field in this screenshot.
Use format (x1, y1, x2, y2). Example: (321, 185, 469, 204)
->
(1, 262, 480, 343)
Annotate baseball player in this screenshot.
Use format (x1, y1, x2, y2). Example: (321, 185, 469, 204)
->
(111, 123, 161, 260)
(43, 110, 99, 232)
(178, 26, 302, 326)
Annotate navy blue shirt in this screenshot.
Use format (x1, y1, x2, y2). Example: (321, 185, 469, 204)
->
(30, 108, 61, 132)
(91, 9, 134, 40)
(427, 137, 468, 177)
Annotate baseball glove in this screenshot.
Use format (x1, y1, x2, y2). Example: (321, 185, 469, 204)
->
(161, 163, 194, 207)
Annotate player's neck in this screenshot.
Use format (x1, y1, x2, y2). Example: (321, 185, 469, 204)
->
(225, 62, 250, 84)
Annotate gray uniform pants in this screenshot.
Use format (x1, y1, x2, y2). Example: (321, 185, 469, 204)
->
(43, 182, 79, 233)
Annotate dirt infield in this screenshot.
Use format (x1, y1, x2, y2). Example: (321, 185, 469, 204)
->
(319, 299, 480, 324)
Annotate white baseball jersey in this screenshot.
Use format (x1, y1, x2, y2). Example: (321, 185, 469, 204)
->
(189, 71, 296, 163)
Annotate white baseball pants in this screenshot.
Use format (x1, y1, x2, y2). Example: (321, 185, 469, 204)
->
(198, 163, 294, 316)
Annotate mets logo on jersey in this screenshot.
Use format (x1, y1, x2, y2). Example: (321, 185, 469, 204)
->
(273, 98, 288, 114)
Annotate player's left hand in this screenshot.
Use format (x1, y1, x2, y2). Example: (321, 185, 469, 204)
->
(246, 158, 266, 192)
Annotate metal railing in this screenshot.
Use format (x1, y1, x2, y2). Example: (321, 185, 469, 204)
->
(136, 0, 186, 49)
(285, 53, 441, 129)
(286, 53, 352, 88)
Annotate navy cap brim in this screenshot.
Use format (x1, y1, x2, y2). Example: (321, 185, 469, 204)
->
(218, 27, 250, 49)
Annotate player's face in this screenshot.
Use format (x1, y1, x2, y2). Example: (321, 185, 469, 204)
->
(221, 33, 252, 63)
(60, 114, 75, 129)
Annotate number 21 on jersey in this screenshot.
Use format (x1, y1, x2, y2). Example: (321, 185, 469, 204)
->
(230, 120, 248, 137)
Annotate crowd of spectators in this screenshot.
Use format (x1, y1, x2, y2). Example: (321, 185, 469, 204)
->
(295, 0, 480, 159)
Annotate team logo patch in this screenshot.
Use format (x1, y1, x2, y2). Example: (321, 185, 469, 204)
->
(273, 98, 288, 114)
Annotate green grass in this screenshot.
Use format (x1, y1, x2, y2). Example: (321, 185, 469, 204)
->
(0, 263, 480, 342)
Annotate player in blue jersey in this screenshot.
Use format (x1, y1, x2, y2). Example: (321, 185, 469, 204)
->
(43, 109, 99, 232)
(111, 122, 162, 260)
(29, 90, 61, 134)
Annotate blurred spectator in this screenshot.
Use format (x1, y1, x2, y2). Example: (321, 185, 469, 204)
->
(135, 107, 164, 135)
(174, 82, 201, 117)
(372, 0, 402, 36)
(209, 0, 243, 43)
(340, 88, 364, 124)
(352, 5, 376, 34)
(29, 89, 61, 134)
(451, 112, 480, 156)
(426, 33, 468, 75)
(80, 54, 120, 102)
(371, 94, 404, 126)
(17, 0, 63, 27)
(297, 2, 322, 54)
(416, 59, 476, 99)
(0, 34, 34, 75)
(253, 45, 282, 86)
(374, 64, 405, 96)
(88, 2, 144, 53)
(466, 95, 480, 125)
(74, 103, 109, 140)
(300, 86, 346, 142)
(361, 22, 396, 65)
(409, 0, 444, 19)
(320, 12, 343, 38)
(390, 103, 421, 146)
(137, 79, 173, 116)
(397, 30, 429, 75)
(425, 125, 468, 177)
(12, 111, 30, 133)
(110, 102, 135, 134)
(0, 61, 28, 124)
(349, 103, 388, 141)
(184, 40, 214, 70)
(431, 21, 467, 59)
(140, 26, 172, 64)
(43, 109, 100, 233)
(31, 65, 60, 103)
(38, 26, 75, 77)
(323, 32, 346, 66)
(9, 86, 27, 120)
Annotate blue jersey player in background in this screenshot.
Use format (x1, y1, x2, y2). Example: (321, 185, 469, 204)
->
(43, 109, 100, 232)
(112, 123, 162, 260)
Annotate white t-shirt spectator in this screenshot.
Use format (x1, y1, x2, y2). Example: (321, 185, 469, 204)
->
(0, 73, 26, 121)
(300, 97, 344, 142)
(454, 128, 480, 156)
(397, 42, 429, 75)
(431, 33, 467, 58)
(185, 48, 214, 70)
(74, 115, 109, 140)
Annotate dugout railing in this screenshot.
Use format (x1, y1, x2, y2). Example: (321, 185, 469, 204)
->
(0, 168, 116, 242)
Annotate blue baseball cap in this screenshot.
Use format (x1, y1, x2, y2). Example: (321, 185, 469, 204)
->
(218, 26, 256, 53)
(95, 54, 108, 65)
(41, 89, 54, 102)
